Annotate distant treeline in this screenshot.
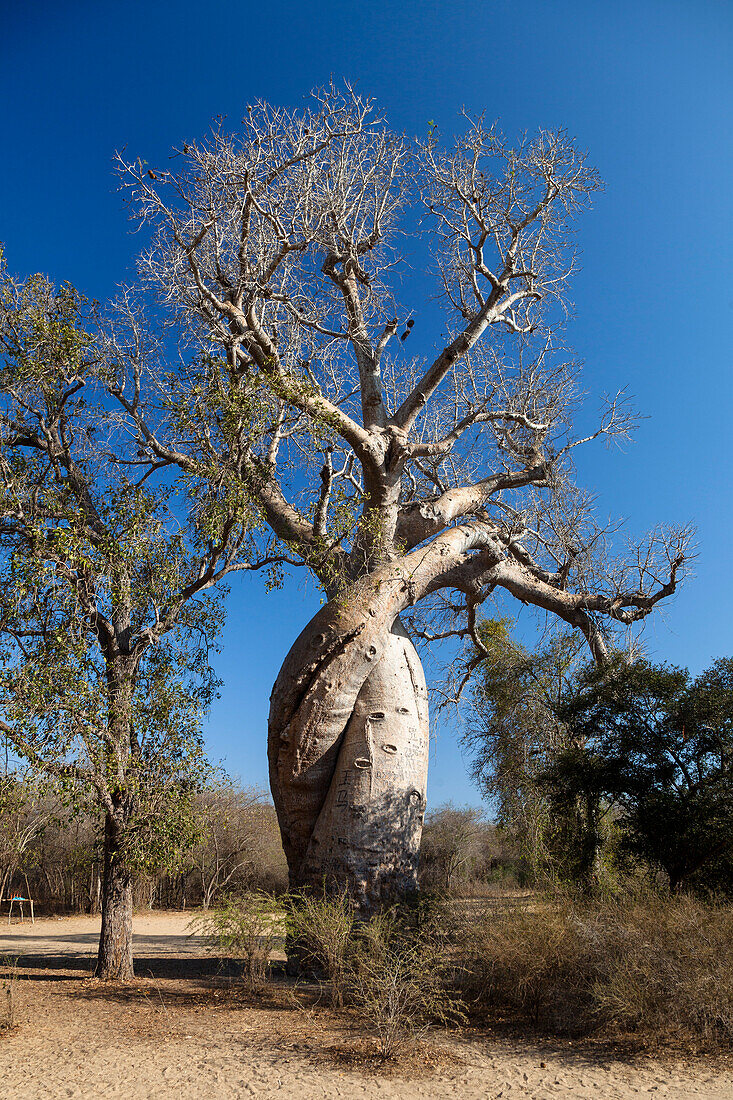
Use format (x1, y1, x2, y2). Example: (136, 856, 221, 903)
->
(0, 775, 522, 915)
(0, 776, 288, 914)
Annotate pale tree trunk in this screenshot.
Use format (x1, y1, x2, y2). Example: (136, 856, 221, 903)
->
(95, 805, 134, 979)
(268, 524, 504, 912)
(269, 614, 429, 912)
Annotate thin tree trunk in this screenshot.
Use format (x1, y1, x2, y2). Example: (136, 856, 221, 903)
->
(95, 809, 134, 980)
(95, 651, 136, 978)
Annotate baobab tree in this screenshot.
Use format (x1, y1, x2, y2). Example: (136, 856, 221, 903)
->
(112, 85, 691, 910)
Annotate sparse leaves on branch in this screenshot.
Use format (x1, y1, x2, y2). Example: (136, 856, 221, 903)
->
(108, 84, 691, 665)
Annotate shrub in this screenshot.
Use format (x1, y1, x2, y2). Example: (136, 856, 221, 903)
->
(191, 891, 284, 990)
(285, 892, 463, 1056)
(346, 905, 465, 1060)
(453, 891, 733, 1044)
(285, 889, 354, 1006)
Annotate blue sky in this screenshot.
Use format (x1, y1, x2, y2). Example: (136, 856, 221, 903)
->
(2, 0, 731, 807)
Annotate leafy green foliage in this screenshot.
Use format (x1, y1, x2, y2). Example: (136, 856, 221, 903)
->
(192, 891, 285, 990)
(547, 656, 733, 894)
(464, 619, 592, 885)
(469, 618, 733, 895)
(0, 255, 257, 931)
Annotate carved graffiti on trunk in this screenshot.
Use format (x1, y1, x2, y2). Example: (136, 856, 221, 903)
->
(269, 615, 428, 910)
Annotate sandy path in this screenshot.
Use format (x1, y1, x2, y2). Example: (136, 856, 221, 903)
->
(0, 912, 729, 1100)
(0, 910, 209, 963)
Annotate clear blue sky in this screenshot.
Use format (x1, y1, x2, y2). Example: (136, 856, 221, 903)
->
(2, 0, 731, 808)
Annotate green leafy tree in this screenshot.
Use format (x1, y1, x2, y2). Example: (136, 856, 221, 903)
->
(546, 656, 733, 894)
(464, 619, 591, 883)
(0, 257, 264, 977)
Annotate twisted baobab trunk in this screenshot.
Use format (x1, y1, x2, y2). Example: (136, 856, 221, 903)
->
(268, 590, 430, 910)
(267, 524, 506, 909)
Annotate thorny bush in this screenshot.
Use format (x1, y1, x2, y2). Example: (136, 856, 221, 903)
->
(191, 891, 285, 991)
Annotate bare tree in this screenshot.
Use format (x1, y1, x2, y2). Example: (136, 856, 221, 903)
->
(0, 772, 51, 905)
(190, 781, 275, 908)
(419, 803, 489, 894)
(110, 85, 692, 911)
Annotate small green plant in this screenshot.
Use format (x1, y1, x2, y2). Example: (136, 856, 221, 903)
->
(191, 891, 284, 990)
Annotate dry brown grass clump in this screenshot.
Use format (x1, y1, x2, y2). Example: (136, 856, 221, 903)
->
(454, 892, 733, 1045)
(286, 889, 354, 1005)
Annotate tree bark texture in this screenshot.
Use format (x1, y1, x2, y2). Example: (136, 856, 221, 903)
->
(269, 609, 429, 911)
(95, 809, 134, 980)
(267, 524, 505, 911)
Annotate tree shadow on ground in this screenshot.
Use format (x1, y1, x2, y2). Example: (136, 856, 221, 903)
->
(0, 929, 217, 980)
(5, 954, 225, 980)
(74, 971, 317, 1013)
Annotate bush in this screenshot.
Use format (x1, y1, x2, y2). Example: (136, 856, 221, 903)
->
(191, 891, 284, 990)
(346, 907, 465, 1060)
(453, 891, 733, 1044)
(286, 888, 354, 1006)
(419, 803, 522, 896)
(285, 892, 463, 1057)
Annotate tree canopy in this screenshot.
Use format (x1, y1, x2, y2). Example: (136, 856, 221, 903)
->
(107, 85, 691, 665)
(547, 656, 733, 894)
(0, 254, 262, 974)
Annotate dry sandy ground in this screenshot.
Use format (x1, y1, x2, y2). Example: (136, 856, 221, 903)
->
(0, 912, 730, 1100)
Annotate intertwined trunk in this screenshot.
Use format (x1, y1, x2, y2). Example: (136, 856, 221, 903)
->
(268, 524, 503, 911)
(95, 804, 134, 980)
(269, 597, 429, 912)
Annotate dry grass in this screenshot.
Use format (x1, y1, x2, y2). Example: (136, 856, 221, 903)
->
(322, 1036, 464, 1077)
(453, 892, 733, 1046)
(285, 894, 464, 1059)
(0, 956, 18, 1034)
(286, 889, 354, 1005)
